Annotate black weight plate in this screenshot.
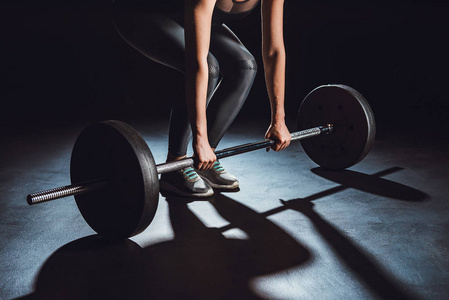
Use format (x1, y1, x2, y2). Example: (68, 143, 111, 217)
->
(70, 120, 159, 239)
(297, 85, 375, 170)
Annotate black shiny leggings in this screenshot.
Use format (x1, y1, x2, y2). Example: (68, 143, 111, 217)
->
(112, 9, 257, 157)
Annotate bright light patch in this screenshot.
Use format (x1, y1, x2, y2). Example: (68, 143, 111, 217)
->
(222, 228, 250, 240)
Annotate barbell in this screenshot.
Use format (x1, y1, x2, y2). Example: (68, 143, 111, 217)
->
(26, 84, 376, 239)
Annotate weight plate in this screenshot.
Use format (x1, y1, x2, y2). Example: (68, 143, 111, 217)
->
(297, 85, 375, 170)
(70, 120, 159, 239)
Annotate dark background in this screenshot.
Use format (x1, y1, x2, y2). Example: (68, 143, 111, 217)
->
(1, 0, 448, 130)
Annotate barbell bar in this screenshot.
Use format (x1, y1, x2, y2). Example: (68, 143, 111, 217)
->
(27, 124, 332, 205)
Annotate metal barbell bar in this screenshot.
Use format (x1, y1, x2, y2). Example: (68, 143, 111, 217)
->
(27, 125, 333, 205)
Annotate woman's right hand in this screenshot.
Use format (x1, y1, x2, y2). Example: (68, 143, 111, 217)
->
(193, 138, 216, 170)
(265, 121, 291, 151)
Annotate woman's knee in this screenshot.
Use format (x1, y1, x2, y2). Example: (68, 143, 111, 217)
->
(237, 58, 257, 80)
(221, 52, 257, 82)
(227, 57, 258, 91)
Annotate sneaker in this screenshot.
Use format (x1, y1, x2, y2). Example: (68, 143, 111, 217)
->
(160, 167, 214, 198)
(196, 161, 239, 190)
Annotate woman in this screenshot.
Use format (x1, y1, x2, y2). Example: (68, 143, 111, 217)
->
(112, 0, 291, 197)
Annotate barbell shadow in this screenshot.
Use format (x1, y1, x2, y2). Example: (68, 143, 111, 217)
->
(311, 167, 429, 202)
(17, 166, 424, 299)
(15, 236, 143, 300)
(209, 166, 427, 298)
(17, 194, 310, 300)
(233, 167, 424, 223)
(256, 165, 427, 299)
(279, 199, 421, 300)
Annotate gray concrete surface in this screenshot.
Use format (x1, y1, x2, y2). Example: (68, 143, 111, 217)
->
(1, 118, 448, 299)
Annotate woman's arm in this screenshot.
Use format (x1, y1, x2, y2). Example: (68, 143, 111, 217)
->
(184, 0, 217, 169)
(261, 0, 291, 151)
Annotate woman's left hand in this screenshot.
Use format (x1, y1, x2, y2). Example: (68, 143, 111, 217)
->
(265, 122, 291, 151)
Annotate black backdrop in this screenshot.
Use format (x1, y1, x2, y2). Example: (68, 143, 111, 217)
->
(1, 0, 448, 130)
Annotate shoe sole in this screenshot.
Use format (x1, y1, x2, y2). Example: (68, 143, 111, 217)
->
(159, 180, 214, 198)
(200, 176, 240, 190)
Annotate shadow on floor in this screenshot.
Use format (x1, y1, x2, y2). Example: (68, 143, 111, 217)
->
(17, 167, 426, 299)
(280, 198, 421, 300)
(253, 167, 428, 221)
(311, 167, 429, 202)
(274, 166, 427, 299)
(19, 195, 310, 300)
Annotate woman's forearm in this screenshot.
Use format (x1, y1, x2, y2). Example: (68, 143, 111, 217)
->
(263, 48, 286, 124)
(261, 0, 290, 151)
(261, 0, 286, 125)
(185, 59, 210, 142)
(184, 0, 216, 143)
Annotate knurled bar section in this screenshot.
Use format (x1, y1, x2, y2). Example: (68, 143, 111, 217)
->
(27, 179, 107, 205)
(291, 127, 322, 141)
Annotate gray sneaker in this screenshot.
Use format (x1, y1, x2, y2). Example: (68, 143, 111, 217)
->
(160, 167, 214, 198)
(197, 161, 239, 190)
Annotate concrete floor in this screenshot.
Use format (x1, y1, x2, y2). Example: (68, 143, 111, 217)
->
(1, 117, 448, 299)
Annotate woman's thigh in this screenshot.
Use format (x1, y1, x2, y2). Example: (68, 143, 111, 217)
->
(112, 9, 186, 72)
(209, 23, 256, 73)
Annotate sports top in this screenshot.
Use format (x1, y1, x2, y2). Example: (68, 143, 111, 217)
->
(214, 0, 260, 22)
(113, 0, 260, 22)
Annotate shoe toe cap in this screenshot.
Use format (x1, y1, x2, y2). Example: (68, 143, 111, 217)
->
(192, 179, 213, 193)
(217, 172, 238, 185)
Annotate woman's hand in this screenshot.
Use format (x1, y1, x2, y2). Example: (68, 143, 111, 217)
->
(265, 121, 291, 151)
(193, 138, 216, 170)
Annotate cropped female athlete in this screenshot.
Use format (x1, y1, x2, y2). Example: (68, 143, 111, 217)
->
(113, 0, 291, 197)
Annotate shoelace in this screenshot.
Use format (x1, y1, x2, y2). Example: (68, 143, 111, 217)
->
(182, 167, 198, 179)
(212, 161, 225, 172)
